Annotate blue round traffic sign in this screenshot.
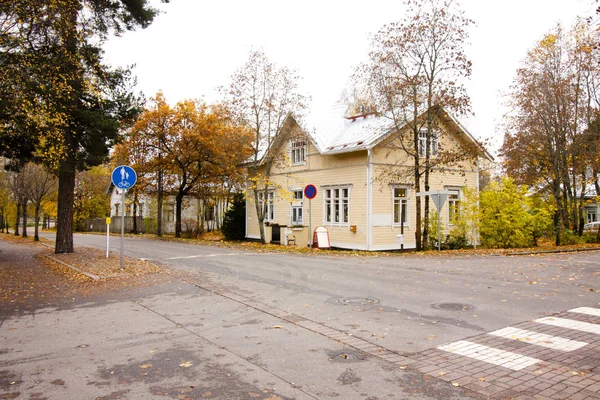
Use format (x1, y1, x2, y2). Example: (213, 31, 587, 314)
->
(111, 165, 137, 189)
(304, 184, 317, 200)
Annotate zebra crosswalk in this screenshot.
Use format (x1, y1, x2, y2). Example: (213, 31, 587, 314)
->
(437, 305, 600, 371)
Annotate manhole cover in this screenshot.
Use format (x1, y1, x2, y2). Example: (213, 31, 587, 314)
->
(431, 303, 474, 311)
(328, 349, 366, 363)
(336, 297, 380, 306)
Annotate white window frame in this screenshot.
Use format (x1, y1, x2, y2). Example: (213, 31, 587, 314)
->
(290, 139, 307, 165)
(586, 207, 597, 223)
(447, 189, 461, 225)
(323, 185, 351, 226)
(290, 189, 303, 226)
(258, 190, 275, 222)
(391, 185, 411, 227)
(418, 130, 439, 158)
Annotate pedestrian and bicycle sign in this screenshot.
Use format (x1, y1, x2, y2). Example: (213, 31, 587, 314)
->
(109, 165, 137, 270)
(111, 165, 137, 189)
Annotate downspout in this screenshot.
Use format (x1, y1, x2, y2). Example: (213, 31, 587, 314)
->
(367, 148, 373, 250)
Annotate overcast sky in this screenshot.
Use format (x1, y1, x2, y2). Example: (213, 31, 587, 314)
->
(104, 0, 596, 156)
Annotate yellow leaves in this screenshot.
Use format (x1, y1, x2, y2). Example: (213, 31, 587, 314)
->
(139, 363, 152, 369)
(540, 34, 558, 48)
(179, 361, 193, 368)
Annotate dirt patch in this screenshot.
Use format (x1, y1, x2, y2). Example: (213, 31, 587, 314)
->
(0, 235, 171, 315)
(48, 246, 163, 279)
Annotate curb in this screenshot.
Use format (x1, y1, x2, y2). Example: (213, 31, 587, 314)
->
(44, 255, 101, 281)
(507, 247, 600, 256)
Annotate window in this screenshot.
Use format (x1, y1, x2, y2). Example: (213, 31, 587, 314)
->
(114, 203, 120, 216)
(418, 130, 439, 157)
(448, 190, 461, 224)
(324, 186, 350, 225)
(291, 139, 306, 164)
(587, 208, 597, 223)
(291, 190, 303, 225)
(164, 203, 175, 222)
(291, 206, 303, 225)
(258, 190, 274, 221)
(392, 187, 410, 225)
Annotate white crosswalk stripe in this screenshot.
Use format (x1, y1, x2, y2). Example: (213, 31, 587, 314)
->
(437, 340, 541, 371)
(488, 327, 588, 351)
(569, 307, 600, 317)
(437, 309, 600, 371)
(534, 316, 600, 335)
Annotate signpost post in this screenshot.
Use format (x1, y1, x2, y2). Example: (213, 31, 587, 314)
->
(304, 184, 317, 248)
(105, 217, 111, 258)
(111, 166, 137, 269)
(416, 190, 448, 252)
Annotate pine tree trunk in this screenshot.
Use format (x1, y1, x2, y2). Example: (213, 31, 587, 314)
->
(55, 157, 76, 253)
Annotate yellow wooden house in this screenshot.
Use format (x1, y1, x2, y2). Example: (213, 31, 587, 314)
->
(245, 104, 494, 250)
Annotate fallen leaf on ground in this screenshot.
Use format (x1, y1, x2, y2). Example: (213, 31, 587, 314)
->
(179, 361, 193, 368)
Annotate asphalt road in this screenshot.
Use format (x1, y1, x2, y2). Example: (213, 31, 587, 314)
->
(18, 232, 599, 399)
(40, 232, 599, 354)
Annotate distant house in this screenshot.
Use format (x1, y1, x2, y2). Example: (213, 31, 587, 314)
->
(107, 186, 227, 235)
(244, 103, 494, 250)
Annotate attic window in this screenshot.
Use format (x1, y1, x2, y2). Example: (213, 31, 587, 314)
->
(291, 139, 306, 164)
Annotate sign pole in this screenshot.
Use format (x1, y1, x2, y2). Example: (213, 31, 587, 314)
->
(309, 199, 312, 248)
(106, 217, 110, 258)
(120, 189, 125, 270)
(303, 184, 317, 249)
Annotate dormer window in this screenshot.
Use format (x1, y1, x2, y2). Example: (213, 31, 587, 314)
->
(291, 139, 306, 164)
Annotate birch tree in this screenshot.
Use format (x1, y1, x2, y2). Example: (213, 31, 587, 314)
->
(358, 0, 474, 250)
(221, 50, 308, 243)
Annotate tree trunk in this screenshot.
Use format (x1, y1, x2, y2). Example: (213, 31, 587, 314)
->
(553, 180, 562, 246)
(175, 191, 183, 238)
(14, 203, 20, 236)
(34, 204, 41, 241)
(21, 200, 28, 238)
(254, 189, 266, 244)
(55, 157, 76, 253)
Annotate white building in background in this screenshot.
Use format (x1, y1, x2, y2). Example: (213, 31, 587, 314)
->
(108, 187, 227, 234)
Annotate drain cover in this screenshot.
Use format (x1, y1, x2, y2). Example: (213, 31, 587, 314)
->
(431, 302, 474, 311)
(337, 297, 380, 306)
(328, 349, 366, 363)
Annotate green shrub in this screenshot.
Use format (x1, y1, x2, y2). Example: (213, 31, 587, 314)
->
(560, 229, 585, 245)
